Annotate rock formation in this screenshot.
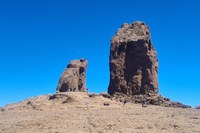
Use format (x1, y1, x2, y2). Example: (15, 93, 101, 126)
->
(54, 21, 190, 108)
(108, 21, 158, 96)
(56, 58, 88, 92)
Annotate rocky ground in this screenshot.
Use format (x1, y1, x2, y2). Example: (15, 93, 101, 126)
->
(0, 92, 200, 133)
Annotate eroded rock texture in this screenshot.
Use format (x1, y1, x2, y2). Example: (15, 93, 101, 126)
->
(108, 21, 158, 96)
(56, 58, 88, 92)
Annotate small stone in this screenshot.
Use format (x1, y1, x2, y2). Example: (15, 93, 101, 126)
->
(27, 101, 32, 105)
(100, 93, 112, 99)
(88, 93, 98, 98)
(173, 124, 179, 129)
(123, 99, 128, 107)
(142, 103, 148, 107)
(103, 102, 110, 106)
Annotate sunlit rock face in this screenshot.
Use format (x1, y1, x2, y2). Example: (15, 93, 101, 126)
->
(108, 21, 158, 96)
(56, 58, 88, 92)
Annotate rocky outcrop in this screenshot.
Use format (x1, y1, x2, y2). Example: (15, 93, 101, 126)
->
(107, 21, 190, 108)
(108, 21, 158, 96)
(113, 93, 191, 108)
(54, 21, 190, 108)
(56, 58, 88, 92)
(195, 106, 200, 109)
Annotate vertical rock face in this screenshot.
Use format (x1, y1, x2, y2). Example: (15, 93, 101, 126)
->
(108, 21, 158, 96)
(56, 58, 88, 92)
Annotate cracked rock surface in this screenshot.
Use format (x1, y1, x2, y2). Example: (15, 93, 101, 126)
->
(56, 58, 88, 92)
(108, 21, 158, 95)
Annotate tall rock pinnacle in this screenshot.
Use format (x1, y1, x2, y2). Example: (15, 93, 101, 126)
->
(108, 21, 158, 96)
(56, 58, 88, 92)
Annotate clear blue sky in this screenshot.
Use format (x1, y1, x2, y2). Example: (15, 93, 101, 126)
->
(0, 0, 200, 107)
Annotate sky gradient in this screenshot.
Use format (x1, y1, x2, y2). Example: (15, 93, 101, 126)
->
(0, 0, 200, 107)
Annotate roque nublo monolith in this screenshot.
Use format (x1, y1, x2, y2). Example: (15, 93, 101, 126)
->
(108, 21, 158, 96)
(56, 58, 88, 92)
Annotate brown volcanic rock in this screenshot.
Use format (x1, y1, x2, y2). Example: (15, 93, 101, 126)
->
(112, 93, 191, 108)
(107, 21, 190, 108)
(56, 58, 88, 92)
(108, 21, 158, 96)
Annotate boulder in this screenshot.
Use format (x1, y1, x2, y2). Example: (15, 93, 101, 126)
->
(108, 21, 158, 96)
(56, 58, 88, 92)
